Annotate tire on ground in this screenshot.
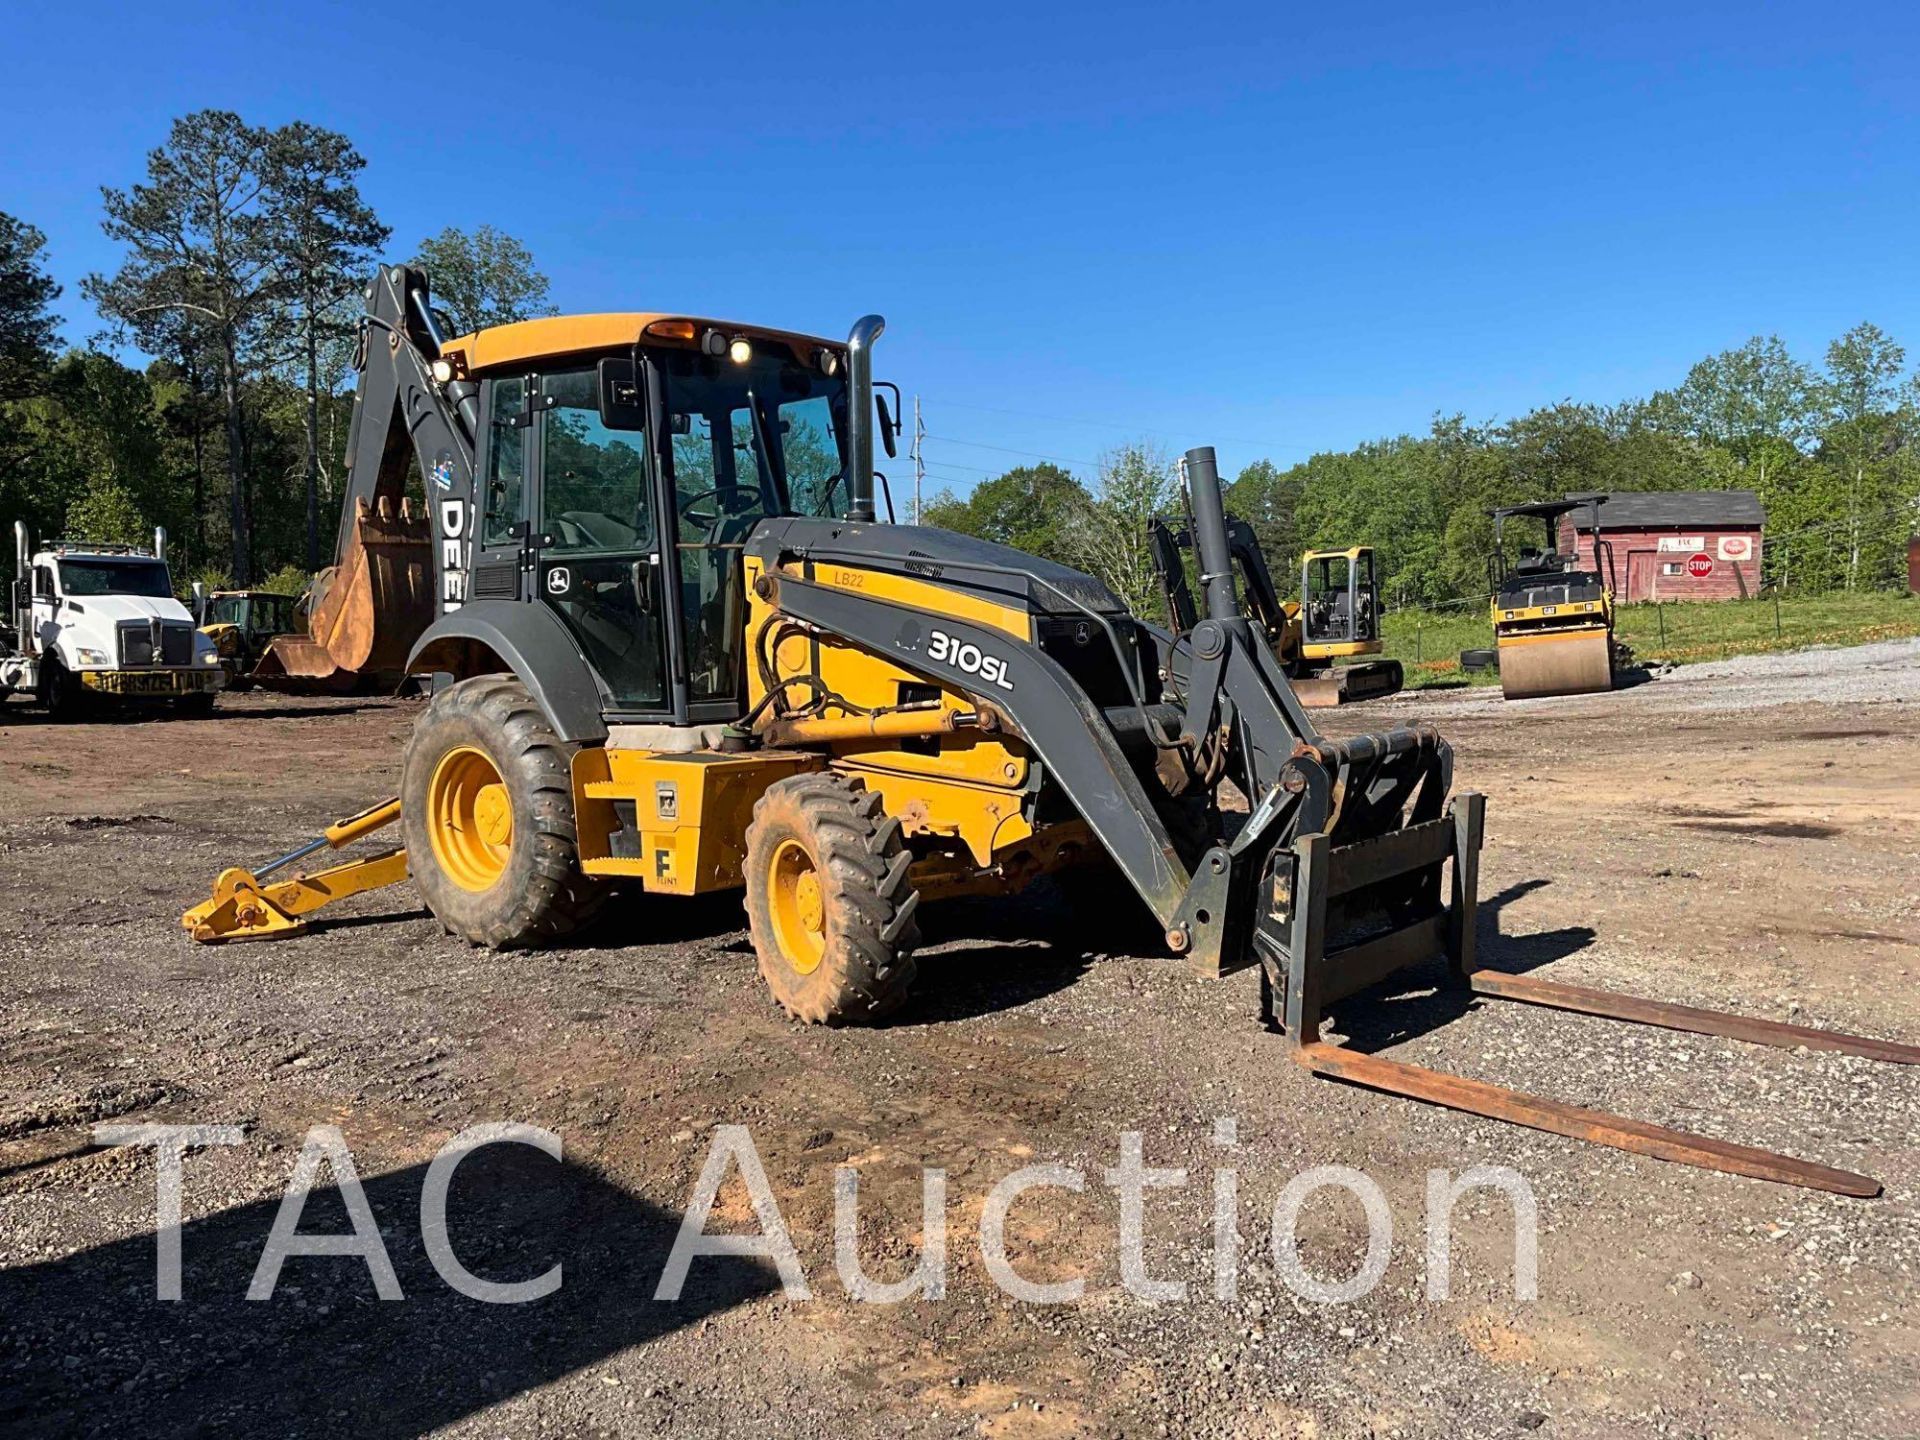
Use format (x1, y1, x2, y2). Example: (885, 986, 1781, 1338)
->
(401, 673, 606, 949)
(743, 772, 920, 1024)
(39, 657, 85, 722)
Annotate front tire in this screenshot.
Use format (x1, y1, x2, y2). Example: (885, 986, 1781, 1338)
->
(38, 658, 86, 722)
(743, 773, 920, 1024)
(401, 674, 606, 949)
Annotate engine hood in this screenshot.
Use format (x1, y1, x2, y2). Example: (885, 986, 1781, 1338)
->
(74, 594, 195, 626)
(750, 517, 1128, 617)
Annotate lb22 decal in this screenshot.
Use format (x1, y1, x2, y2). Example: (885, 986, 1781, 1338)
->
(927, 628, 1015, 691)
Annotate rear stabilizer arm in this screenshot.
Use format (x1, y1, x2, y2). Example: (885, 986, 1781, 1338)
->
(182, 799, 406, 942)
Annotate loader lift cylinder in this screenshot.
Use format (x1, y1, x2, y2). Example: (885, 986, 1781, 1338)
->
(1183, 445, 1240, 623)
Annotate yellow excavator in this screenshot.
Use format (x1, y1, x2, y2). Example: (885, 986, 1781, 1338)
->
(1149, 519, 1401, 706)
(183, 265, 1917, 1196)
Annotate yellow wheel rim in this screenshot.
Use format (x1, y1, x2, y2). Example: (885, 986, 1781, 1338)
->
(768, 838, 827, 975)
(428, 746, 513, 893)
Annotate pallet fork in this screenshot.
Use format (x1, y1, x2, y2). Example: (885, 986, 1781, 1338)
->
(1264, 791, 1919, 1196)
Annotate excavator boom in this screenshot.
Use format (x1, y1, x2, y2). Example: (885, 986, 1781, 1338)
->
(256, 267, 475, 688)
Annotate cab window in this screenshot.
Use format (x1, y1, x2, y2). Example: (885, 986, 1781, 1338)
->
(482, 376, 529, 547)
(541, 368, 654, 554)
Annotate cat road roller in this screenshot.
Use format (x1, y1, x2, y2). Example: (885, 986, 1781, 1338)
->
(186, 265, 1919, 1196)
(1486, 496, 1623, 699)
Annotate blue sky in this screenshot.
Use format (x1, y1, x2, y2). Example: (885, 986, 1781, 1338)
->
(6, 1, 1917, 504)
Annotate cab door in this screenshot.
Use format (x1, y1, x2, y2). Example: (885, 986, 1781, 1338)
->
(531, 366, 670, 714)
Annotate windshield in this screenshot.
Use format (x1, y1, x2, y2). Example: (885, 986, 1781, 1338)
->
(58, 559, 174, 598)
(651, 345, 849, 531)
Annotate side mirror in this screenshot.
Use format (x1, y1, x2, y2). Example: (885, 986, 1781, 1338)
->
(875, 382, 903, 460)
(596, 357, 646, 431)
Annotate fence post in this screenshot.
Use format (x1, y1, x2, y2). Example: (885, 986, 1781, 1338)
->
(1657, 603, 1666, 646)
(1773, 589, 1782, 639)
(1415, 624, 1423, 664)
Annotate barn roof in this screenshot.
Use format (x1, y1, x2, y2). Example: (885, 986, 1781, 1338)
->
(1566, 489, 1764, 530)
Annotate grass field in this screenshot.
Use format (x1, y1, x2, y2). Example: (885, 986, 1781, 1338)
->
(1380, 590, 1920, 688)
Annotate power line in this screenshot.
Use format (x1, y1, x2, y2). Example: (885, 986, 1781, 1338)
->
(922, 433, 1105, 470)
(922, 395, 1314, 463)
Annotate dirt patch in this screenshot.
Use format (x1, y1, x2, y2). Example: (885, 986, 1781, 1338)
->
(1, 671, 1918, 1437)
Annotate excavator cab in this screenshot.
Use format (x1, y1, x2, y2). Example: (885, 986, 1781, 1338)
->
(1299, 547, 1382, 658)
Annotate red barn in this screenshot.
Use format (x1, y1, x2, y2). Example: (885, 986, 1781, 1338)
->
(1555, 490, 1765, 603)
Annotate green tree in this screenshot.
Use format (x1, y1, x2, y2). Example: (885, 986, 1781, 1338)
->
(918, 462, 1090, 564)
(1820, 322, 1908, 589)
(87, 110, 282, 581)
(1226, 458, 1304, 580)
(64, 474, 149, 548)
(0, 211, 61, 402)
(261, 122, 389, 569)
(412, 225, 554, 333)
(1659, 336, 1814, 492)
(1069, 443, 1177, 618)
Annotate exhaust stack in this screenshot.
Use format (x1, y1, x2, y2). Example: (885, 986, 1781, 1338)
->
(154, 526, 167, 564)
(844, 315, 886, 523)
(14, 520, 27, 585)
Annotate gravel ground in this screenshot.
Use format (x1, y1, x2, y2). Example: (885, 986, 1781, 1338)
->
(1, 643, 1916, 1438)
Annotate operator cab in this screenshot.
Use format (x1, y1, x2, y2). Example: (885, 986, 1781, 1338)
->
(445, 314, 900, 727)
(1489, 497, 1614, 608)
(1300, 547, 1381, 653)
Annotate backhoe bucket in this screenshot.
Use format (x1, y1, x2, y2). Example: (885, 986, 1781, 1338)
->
(255, 497, 430, 688)
(1497, 627, 1611, 700)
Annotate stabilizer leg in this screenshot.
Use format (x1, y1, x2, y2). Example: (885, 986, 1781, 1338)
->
(183, 799, 407, 942)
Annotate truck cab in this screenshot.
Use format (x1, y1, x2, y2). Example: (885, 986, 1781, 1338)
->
(4, 524, 224, 718)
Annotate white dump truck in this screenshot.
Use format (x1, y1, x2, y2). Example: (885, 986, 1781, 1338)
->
(2, 523, 224, 719)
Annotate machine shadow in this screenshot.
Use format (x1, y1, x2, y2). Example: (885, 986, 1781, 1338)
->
(0, 1145, 775, 1439)
(1324, 878, 1597, 1054)
(558, 884, 1095, 1025)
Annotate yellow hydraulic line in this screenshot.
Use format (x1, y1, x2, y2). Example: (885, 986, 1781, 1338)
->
(761, 707, 983, 746)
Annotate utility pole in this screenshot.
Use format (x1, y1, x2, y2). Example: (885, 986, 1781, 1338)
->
(911, 395, 925, 524)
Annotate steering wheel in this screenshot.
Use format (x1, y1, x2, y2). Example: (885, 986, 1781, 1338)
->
(678, 486, 767, 530)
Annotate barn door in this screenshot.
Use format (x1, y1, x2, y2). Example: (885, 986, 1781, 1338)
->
(1625, 550, 1657, 603)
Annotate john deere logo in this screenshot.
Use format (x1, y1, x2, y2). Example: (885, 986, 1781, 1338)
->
(546, 567, 571, 595)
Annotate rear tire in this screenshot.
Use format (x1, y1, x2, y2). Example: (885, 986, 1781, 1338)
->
(401, 674, 606, 949)
(743, 773, 919, 1024)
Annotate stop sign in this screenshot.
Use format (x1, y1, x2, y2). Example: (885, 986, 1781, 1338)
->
(1686, 552, 1714, 579)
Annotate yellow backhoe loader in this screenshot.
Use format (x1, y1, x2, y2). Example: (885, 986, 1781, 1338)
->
(185, 266, 1916, 1196)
